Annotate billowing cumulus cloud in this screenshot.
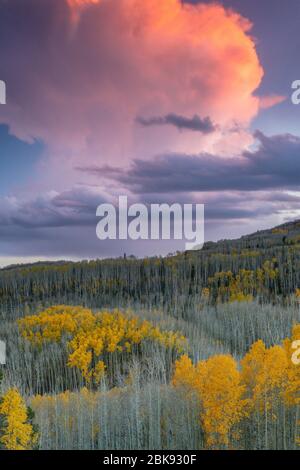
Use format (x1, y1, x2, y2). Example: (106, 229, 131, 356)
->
(0, 0, 266, 178)
(0, 0, 288, 262)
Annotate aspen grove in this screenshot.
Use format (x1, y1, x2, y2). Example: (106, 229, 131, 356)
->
(0, 220, 300, 449)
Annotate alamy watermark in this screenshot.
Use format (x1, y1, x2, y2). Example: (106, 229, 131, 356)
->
(96, 196, 204, 251)
(0, 341, 6, 365)
(0, 80, 6, 104)
(291, 340, 300, 365)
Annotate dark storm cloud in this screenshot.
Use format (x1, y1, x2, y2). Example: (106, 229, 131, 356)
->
(0, 188, 299, 259)
(78, 132, 300, 193)
(0, 188, 107, 230)
(136, 113, 216, 133)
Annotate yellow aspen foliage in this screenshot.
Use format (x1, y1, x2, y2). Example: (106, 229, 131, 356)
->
(19, 306, 187, 384)
(208, 262, 279, 304)
(295, 289, 300, 299)
(93, 361, 106, 383)
(172, 355, 197, 390)
(18, 305, 95, 346)
(201, 288, 210, 299)
(173, 354, 249, 448)
(272, 228, 288, 235)
(0, 389, 38, 450)
(241, 341, 288, 413)
(229, 291, 253, 303)
(195, 355, 249, 448)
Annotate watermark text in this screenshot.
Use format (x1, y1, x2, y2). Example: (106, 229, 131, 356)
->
(96, 196, 204, 251)
(0, 80, 6, 104)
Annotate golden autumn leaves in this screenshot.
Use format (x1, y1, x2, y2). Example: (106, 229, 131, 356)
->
(173, 324, 300, 449)
(0, 389, 38, 450)
(13, 305, 300, 450)
(18, 306, 187, 384)
(207, 261, 279, 303)
(173, 354, 248, 449)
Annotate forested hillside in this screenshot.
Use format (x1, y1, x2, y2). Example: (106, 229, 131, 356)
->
(1, 219, 300, 317)
(0, 221, 299, 450)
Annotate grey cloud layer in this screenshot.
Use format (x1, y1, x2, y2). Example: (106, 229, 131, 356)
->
(0, 188, 107, 230)
(0, 189, 299, 258)
(136, 113, 216, 133)
(0, 184, 299, 258)
(78, 132, 300, 193)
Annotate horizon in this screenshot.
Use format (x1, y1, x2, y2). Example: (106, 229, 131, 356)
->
(0, 215, 297, 270)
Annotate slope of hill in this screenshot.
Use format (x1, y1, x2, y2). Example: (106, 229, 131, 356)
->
(1, 219, 300, 318)
(0, 220, 299, 450)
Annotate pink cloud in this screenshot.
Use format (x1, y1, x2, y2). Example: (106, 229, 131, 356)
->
(0, 0, 266, 189)
(68, 0, 100, 5)
(259, 94, 286, 110)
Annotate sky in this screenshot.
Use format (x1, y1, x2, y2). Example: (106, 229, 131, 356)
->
(0, 0, 300, 265)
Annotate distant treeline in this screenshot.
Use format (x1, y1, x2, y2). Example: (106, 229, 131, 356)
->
(1, 220, 300, 317)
